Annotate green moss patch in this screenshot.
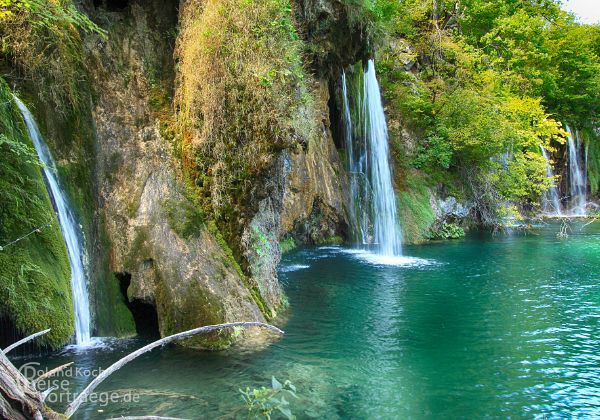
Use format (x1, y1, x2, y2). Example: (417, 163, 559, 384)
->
(0, 78, 73, 348)
(396, 173, 435, 244)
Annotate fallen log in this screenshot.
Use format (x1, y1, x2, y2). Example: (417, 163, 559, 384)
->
(0, 322, 282, 419)
(0, 350, 61, 420)
(65, 321, 283, 418)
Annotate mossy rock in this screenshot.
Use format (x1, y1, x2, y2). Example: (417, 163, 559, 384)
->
(92, 215, 136, 338)
(397, 173, 436, 244)
(0, 78, 74, 348)
(156, 276, 235, 350)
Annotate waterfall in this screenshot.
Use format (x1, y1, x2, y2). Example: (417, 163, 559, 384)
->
(341, 60, 402, 256)
(540, 146, 562, 216)
(14, 96, 92, 346)
(342, 71, 369, 245)
(566, 126, 587, 216)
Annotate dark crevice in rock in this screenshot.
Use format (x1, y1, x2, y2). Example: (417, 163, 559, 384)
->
(292, 197, 348, 244)
(292, 0, 370, 78)
(116, 272, 160, 338)
(328, 78, 344, 150)
(93, 0, 129, 11)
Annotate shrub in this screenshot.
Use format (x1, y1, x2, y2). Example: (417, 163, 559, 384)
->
(427, 222, 465, 240)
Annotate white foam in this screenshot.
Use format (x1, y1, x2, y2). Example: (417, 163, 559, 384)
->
(280, 264, 310, 273)
(341, 249, 436, 267)
(60, 337, 123, 353)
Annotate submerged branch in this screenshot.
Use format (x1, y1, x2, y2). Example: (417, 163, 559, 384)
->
(65, 322, 284, 418)
(34, 362, 73, 386)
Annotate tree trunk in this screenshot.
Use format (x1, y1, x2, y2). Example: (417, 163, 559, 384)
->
(0, 351, 62, 420)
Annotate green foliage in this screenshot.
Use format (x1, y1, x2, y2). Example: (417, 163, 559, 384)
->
(251, 225, 272, 260)
(239, 377, 297, 419)
(377, 0, 599, 221)
(396, 174, 435, 243)
(343, 0, 400, 43)
(0, 0, 105, 112)
(176, 0, 316, 220)
(0, 77, 73, 348)
(0, 0, 105, 34)
(427, 222, 465, 240)
(279, 236, 298, 254)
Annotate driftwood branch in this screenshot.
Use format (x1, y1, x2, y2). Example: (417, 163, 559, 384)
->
(65, 322, 283, 418)
(34, 362, 73, 386)
(1, 329, 51, 355)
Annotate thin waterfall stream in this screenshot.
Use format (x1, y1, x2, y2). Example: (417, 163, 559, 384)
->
(540, 145, 562, 216)
(342, 60, 403, 256)
(14, 96, 92, 346)
(566, 126, 587, 216)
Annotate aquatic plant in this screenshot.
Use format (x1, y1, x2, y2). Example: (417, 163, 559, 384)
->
(240, 376, 298, 420)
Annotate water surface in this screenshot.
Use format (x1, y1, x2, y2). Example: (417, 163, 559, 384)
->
(16, 222, 600, 418)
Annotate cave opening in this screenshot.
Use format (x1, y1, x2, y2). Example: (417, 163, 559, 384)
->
(328, 78, 345, 150)
(116, 272, 160, 338)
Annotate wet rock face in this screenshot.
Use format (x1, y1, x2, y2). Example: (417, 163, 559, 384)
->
(79, 0, 359, 345)
(241, 153, 290, 315)
(281, 81, 350, 244)
(293, 0, 370, 77)
(431, 195, 474, 223)
(86, 1, 265, 348)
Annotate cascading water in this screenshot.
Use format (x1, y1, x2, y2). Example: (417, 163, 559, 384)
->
(566, 126, 587, 216)
(14, 96, 92, 346)
(342, 71, 369, 245)
(342, 60, 403, 256)
(540, 145, 562, 216)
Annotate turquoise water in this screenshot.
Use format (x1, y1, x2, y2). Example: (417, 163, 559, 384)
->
(15, 222, 600, 418)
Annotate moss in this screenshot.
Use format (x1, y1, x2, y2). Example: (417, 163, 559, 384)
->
(94, 269, 136, 337)
(583, 128, 600, 195)
(396, 173, 436, 244)
(175, 0, 317, 244)
(0, 0, 104, 113)
(93, 214, 136, 337)
(279, 236, 298, 253)
(162, 188, 205, 239)
(0, 78, 73, 348)
(315, 235, 344, 245)
(207, 220, 272, 319)
(156, 275, 235, 350)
